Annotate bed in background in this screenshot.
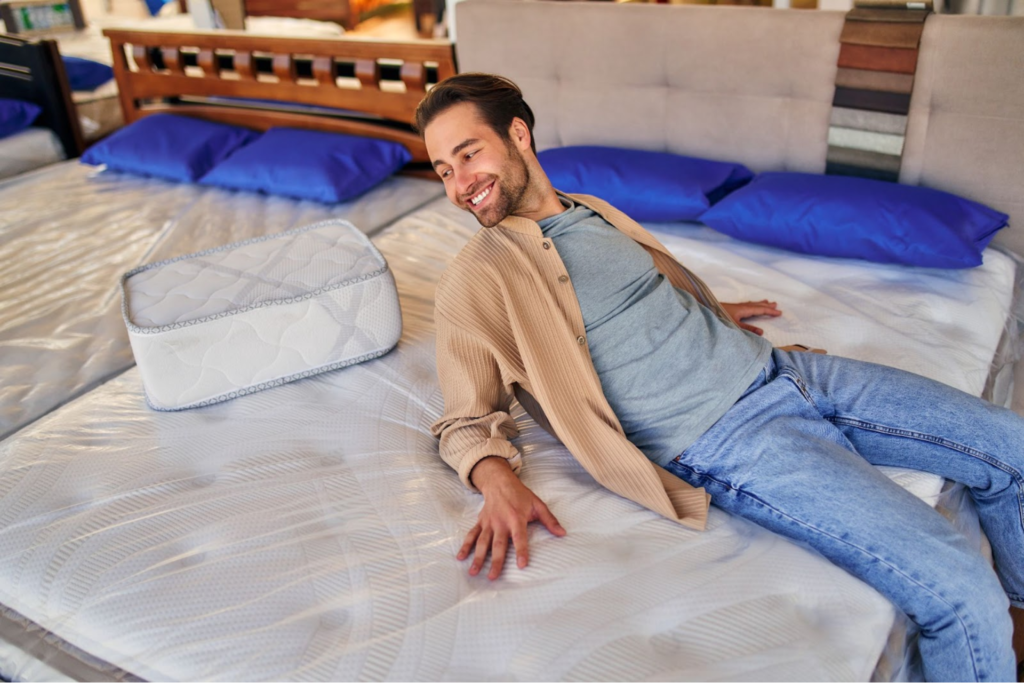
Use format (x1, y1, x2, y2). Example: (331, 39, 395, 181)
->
(0, 34, 83, 178)
(0, 28, 455, 440)
(50, 6, 354, 142)
(0, 4, 1022, 681)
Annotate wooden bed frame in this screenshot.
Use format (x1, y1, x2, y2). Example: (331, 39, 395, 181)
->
(103, 28, 455, 170)
(0, 34, 84, 158)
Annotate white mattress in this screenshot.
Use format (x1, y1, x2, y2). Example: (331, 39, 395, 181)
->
(124, 220, 403, 410)
(0, 129, 65, 180)
(0, 162, 444, 440)
(0, 196, 1015, 681)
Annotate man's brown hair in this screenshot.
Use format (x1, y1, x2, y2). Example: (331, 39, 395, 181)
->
(414, 73, 537, 154)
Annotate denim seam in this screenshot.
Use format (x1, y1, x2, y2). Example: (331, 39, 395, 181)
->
(776, 368, 821, 412)
(671, 461, 984, 680)
(830, 416, 1024, 538)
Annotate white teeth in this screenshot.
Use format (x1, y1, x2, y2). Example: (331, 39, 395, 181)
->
(470, 186, 491, 206)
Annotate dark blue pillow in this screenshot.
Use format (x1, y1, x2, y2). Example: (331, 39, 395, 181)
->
(700, 172, 1008, 269)
(199, 127, 412, 203)
(62, 56, 114, 92)
(538, 146, 753, 222)
(0, 98, 42, 140)
(81, 114, 258, 182)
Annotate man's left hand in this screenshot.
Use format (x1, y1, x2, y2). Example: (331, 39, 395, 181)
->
(722, 300, 782, 336)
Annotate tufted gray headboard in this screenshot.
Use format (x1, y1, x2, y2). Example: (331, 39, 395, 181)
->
(455, 1, 1024, 254)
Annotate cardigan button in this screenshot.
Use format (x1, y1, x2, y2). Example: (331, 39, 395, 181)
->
(576, 335, 586, 346)
(542, 241, 551, 250)
(558, 275, 568, 284)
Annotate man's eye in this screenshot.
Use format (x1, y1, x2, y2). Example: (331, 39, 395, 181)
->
(440, 169, 452, 179)
(465, 151, 476, 161)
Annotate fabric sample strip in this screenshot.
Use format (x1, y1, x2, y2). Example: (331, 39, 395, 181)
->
(827, 145, 902, 175)
(827, 127, 905, 156)
(837, 44, 920, 74)
(839, 21, 924, 49)
(826, 146, 901, 182)
(833, 87, 911, 115)
(829, 107, 909, 135)
(847, 7, 930, 21)
(835, 68, 914, 95)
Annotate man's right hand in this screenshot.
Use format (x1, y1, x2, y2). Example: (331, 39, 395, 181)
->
(459, 456, 566, 580)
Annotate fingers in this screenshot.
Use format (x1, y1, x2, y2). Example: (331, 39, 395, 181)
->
(736, 301, 782, 319)
(459, 493, 566, 579)
(536, 503, 566, 538)
(511, 525, 529, 569)
(740, 322, 763, 336)
(488, 532, 509, 580)
(457, 524, 480, 561)
(470, 528, 492, 577)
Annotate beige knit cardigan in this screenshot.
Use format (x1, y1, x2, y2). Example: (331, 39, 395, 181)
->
(430, 192, 739, 529)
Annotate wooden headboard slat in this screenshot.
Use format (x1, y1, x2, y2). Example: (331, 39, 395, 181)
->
(106, 29, 451, 63)
(122, 73, 426, 123)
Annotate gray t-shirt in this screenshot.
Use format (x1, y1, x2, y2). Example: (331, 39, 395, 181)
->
(538, 199, 772, 465)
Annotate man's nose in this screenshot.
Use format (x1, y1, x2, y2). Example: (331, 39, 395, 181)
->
(454, 168, 475, 199)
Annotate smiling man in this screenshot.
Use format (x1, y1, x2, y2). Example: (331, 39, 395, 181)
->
(417, 73, 1023, 682)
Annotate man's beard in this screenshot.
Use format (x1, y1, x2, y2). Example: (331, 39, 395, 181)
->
(467, 143, 531, 228)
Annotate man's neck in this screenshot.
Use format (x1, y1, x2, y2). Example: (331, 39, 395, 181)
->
(511, 186, 567, 224)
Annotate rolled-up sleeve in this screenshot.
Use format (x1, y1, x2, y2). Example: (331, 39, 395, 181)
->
(430, 309, 521, 491)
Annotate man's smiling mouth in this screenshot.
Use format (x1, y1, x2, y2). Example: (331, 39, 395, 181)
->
(469, 182, 494, 207)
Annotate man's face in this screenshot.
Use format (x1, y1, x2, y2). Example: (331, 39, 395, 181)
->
(424, 102, 530, 228)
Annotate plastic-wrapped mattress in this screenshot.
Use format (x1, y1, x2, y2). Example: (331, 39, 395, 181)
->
(0, 162, 444, 440)
(0, 129, 65, 180)
(123, 220, 403, 410)
(0, 197, 1016, 681)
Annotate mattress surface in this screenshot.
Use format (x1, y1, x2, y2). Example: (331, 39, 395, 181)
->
(124, 220, 403, 409)
(0, 196, 1015, 681)
(0, 162, 444, 439)
(0, 129, 65, 180)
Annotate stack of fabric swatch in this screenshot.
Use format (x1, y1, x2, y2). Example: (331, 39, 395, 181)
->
(827, 0, 932, 182)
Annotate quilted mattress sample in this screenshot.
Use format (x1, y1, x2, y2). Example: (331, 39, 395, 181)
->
(123, 220, 403, 410)
(0, 196, 1017, 682)
(0, 162, 443, 439)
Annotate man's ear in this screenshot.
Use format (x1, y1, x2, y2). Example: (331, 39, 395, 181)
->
(508, 117, 532, 153)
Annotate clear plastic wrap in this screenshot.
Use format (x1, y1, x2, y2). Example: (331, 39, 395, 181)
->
(0, 196, 1017, 681)
(982, 247, 1024, 411)
(0, 130, 65, 180)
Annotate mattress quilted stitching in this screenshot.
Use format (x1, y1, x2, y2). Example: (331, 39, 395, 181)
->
(123, 220, 402, 409)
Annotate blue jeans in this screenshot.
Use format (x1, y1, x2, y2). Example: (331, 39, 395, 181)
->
(665, 348, 1022, 682)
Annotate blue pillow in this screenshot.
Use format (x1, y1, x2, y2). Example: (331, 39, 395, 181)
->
(81, 114, 258, 182)
(62, 56, 114, 92)
(199, 127, 412, 203)
(538, 146, 753, 222)
(700, 172, 1008, 269)
(0, 98, 42, 140)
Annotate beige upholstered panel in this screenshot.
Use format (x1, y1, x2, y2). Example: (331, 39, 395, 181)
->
(456, 2, 845, 172)
(901, 15, 1024, 254)
(455, 1, 1024, 252)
